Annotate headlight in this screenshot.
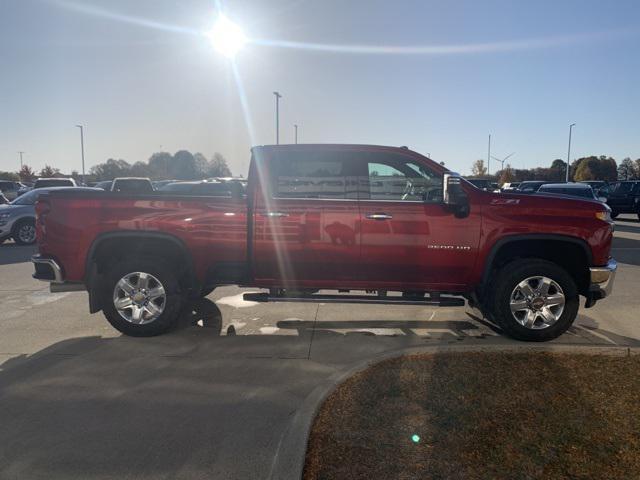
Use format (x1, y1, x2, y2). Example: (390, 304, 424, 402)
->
(595, 210, 611, 222)
(0, 213, 10, 225)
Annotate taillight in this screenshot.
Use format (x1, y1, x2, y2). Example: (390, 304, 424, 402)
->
(35, 200, 51, 239)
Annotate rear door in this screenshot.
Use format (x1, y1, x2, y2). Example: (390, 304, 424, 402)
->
(356, 150, 481, 289)
(252, 148, 361, 287)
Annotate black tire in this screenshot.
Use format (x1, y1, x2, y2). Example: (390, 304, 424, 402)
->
(489, 259, 579, 342)
(12, 218, 36, 245)
(102, 256, 183, 337)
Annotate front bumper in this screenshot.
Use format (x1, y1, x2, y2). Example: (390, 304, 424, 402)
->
(587, 259, 617, 303)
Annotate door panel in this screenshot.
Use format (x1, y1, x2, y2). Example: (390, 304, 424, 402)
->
(251, 148, 361, 287)
(359, 201, 480, 288)
(357, 151, 480, 289)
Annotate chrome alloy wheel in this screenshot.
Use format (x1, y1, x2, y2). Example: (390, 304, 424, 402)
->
(509, 276, 565, 330)
(18, 224, 36, 244)
(113, 272, 166, 324)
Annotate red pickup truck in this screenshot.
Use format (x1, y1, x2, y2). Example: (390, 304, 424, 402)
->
(32, 144, 616, 341)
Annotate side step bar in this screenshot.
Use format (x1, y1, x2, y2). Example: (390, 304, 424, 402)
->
(243, 292, 465, 307)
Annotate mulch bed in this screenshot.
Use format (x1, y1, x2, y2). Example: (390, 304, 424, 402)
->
(304, 352, 640, 480)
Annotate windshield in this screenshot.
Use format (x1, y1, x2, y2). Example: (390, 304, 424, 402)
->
(10, 189, 40, 205)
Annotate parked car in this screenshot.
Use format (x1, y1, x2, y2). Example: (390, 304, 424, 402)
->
(33, 178, 77, 189)
(500, 182, 520, 192)
(151, 180, 178, 190)
(1, 187, 101, 245)
(158, 180, 245, 197)
(0, 181, 26, 201)
(466, 178, 496, 191)
(537, 183, 607, 202)
(515, 181, 548, 193)
(16, 183, 32, 197)
(579, 180, 610, 197)
(0, 191, 9, 205)
(32, 144, 616, 342)
(605, 181, 640, 219)
(111, 177, 154, 193)
(94, 180, 114, 190)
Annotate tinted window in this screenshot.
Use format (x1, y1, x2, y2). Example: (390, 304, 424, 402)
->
(610, 182, 633, 194)
(112, 180, 153, 193)
(35, 179, 73, 188)
(159, 183, 196, 193)
(364, 153, 442, 202)
(11, 189, 40, 205)
(0, 181, 16, 190)
(271, 151, 355, 199)
(197, 183, 234, 197)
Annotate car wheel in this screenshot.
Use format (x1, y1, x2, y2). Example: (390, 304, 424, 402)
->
(490, 259, 579, 342)
(12, 218, 37, 245)
(102, 257, 183, 337)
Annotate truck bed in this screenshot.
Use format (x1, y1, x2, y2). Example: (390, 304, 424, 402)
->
(36, 190, 248, 285)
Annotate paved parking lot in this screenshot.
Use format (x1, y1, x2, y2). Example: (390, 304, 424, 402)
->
(1, 215, 639, 479)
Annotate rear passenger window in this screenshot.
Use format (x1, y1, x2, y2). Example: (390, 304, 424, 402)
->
(271, 152, 356, 199)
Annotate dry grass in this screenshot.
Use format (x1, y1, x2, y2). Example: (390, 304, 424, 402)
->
(303, 352, 640, 480)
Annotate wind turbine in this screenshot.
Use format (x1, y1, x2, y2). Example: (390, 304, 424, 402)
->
(491, 152, 515, 171)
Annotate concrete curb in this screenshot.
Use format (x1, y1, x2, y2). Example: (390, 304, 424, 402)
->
(268, 343, 640, 480)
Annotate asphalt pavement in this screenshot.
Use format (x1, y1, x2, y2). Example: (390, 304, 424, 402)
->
(1, 215, 639, 479)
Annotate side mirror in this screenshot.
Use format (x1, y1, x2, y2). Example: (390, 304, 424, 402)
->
(442, 172, 470, 218)
(443, 172, 464, 206)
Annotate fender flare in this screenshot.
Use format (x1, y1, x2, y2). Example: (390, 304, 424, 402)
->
(481, 233, 593, 286)
(84, 231, 198, 312)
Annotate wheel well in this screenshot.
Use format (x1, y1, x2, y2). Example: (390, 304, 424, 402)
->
(87, 234, 197, 291)
(484, 239, 590, 296)
(11, 216, 35, 233)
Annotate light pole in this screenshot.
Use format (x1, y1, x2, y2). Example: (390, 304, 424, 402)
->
(294, 124, 298, 144)
(566, 123, 575, 183)
(76, 125, 86, 185)
(487, 134, 491, 175)
(18, 151, 24, 169)
(273, 91, 282, 144)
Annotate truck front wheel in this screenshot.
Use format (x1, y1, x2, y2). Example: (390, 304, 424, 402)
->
(489, 259, 579, 342)
(102, 257, 183, 337)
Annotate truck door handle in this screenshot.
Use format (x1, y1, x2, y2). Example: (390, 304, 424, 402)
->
(261, 211, 289, 218)
(365, 213, 393, 220)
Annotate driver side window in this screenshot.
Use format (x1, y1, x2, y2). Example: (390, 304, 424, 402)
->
(364, 154, 442, 202)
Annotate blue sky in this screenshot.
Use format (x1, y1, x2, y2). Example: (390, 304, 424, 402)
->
(1, 0, 639, 176)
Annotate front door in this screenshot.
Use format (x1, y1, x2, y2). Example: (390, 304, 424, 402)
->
(357, 151, 481, 290)
(252, 148, 361, 288)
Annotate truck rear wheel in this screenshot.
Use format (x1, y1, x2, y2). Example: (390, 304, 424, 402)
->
(489, 259, 579, 342)
(102, 257, 183, 337)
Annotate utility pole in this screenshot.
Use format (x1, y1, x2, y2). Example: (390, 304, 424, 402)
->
(18, 151, 24, 169)
(566, 123, 575, 183)
(76, 125, 86, 185)
(487, 134, 491, 175)
(273, 91, 282, 144)
(294, 124, 298, 144)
